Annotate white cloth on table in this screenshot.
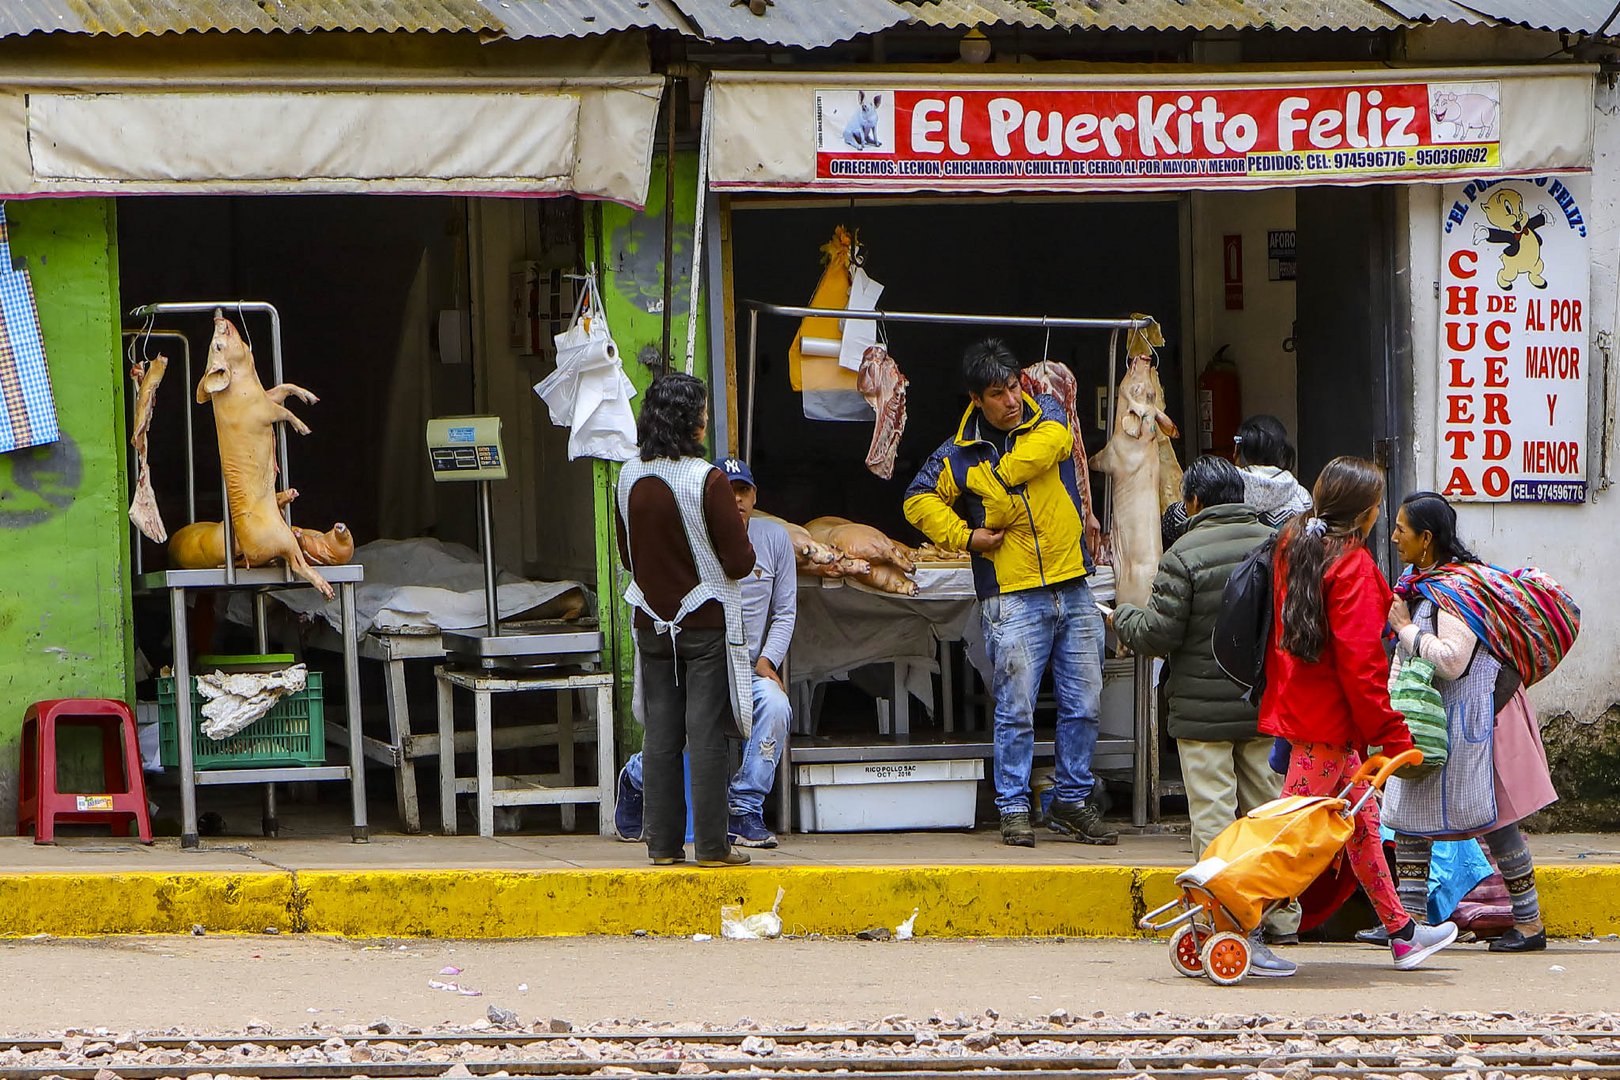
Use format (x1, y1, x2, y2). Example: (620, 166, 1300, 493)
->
(224, 537, 587, 638)
(789, 581, 976, 709)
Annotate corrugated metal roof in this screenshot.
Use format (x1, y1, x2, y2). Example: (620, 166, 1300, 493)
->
(1441, 0, 1618, 33)
(1378, 0, 1493, 24)
(902, 0, 1417, 31)
(483, 0, 691, 38)
(672, 0, 909, 47)
(0, 0, 692, 37)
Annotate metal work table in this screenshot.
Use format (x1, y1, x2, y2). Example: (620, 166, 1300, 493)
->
(434, 666, 615, 839)
(138, 565, 369, 848)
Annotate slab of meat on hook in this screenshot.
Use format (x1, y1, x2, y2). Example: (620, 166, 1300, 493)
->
(1020, 359, 1101, 555)
(857, 345, 908, 480)
(127, 355, 169, 544)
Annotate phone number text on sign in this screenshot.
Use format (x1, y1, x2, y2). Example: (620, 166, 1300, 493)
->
(812, 82, 1502, 187)
(1436, 176, 1590, 504)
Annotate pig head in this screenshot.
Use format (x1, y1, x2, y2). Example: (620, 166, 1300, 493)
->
(295, 523, 355, 567)
(196, 312, 333, 598)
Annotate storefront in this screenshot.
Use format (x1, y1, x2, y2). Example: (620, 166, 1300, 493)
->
(0, 32, 672, 837)
(698, 62, 1599, 826)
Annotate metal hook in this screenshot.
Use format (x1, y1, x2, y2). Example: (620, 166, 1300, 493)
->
(1042, 320, 1052, 362)
(236, 301, 253, 352)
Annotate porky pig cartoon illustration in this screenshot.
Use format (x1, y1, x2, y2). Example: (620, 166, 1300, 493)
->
(1472, 187, 1553, 290)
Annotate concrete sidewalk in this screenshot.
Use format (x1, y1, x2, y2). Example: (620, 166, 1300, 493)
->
(3, 829, 1618, 941)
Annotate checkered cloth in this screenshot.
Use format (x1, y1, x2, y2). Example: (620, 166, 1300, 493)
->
(617, 455, 754, 736)
(0, 204, 59, 454)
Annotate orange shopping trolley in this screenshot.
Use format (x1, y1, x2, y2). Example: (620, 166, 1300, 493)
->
(1138, 749, 1422, 985)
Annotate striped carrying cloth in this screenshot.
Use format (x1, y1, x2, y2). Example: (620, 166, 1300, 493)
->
(0, 204, 59, 454)
(1395, 562, 1580, 688)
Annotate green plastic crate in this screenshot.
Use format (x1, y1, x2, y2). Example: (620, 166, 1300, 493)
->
(157, 672, 326, 770)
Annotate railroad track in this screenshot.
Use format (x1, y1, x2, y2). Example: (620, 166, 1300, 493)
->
(3, 1027, 1615, 1080)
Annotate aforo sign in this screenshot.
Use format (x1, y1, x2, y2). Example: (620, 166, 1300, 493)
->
(1437, 175, 1590, 504)
(813, 81, 1502, 188)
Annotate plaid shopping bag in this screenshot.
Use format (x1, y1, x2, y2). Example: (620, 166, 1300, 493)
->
(0, 204, 59, 454)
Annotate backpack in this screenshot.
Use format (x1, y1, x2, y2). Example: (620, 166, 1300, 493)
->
(1212, 534, 1277, 706)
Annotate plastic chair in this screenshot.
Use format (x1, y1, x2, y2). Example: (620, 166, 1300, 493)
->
(17, 699, 153, 844)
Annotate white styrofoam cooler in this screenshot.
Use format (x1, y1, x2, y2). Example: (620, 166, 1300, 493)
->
(796, 758, 985, 832)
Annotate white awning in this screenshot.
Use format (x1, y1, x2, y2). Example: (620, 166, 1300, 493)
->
(0, 79, 664, 205)
(709, 66, 1595, 193)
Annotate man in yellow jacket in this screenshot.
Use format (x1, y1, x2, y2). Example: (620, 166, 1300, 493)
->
(905, 339, 1115, 848)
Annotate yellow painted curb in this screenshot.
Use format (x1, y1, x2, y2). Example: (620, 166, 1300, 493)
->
(0, 865, 1615, 939)
(0, 872, 291, 936)
(296, 865, 1186, 939)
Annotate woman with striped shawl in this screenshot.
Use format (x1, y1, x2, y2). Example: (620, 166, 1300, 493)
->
(1383, 491, 1565, 954)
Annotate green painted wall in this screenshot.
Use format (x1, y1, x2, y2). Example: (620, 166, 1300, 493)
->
(589, 151, 712, 755)
(0, 199, 131, 831)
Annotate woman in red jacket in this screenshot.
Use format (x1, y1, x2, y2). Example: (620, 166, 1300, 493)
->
(1261, 456, 1458, 971)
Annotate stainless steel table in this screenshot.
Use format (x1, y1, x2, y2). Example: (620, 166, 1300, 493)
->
(137, 565, 369, 848)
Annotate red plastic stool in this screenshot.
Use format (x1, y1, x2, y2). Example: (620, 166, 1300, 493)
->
(17, 699, 153, 845)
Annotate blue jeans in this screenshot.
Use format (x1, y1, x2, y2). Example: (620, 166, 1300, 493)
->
(981, 579, 1105, 814)
(624, 673, 793, 817)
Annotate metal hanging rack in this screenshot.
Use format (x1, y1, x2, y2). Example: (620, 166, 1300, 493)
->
(127, 301, 292, 587)
(737, 300, 1166, 827)
(123, 299, 369, 848)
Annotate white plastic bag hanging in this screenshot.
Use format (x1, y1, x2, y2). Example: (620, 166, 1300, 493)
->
(534, 270, 638, 462)
(838, 262, 884, 371)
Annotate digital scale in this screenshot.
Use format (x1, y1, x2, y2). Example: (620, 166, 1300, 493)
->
(425, 416, 602, 671)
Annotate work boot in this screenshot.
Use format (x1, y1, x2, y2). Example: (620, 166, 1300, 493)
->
(1247, 929, 1298, 978)
(728, 811, 778, 849)
(696, 848, 751, 868)
(1390, 919, 1458, 970)
(613, 766, 643, 843)
(1046, 798, 1120, 846)
(1000, 811, 1036, 847)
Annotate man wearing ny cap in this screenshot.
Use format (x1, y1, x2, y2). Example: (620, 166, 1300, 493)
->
(615, 456, 797, 848)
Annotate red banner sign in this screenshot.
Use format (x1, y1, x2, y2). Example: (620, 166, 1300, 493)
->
(813, 81, 1501, 188)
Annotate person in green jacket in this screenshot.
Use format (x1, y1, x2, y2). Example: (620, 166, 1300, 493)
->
(1110, 455, 1301, 976)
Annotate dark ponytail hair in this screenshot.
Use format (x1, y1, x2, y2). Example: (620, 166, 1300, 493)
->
(1400, 490, 1481, 565)
(1233, 414, 1295, 470)
(1278, 455, 1386, 663)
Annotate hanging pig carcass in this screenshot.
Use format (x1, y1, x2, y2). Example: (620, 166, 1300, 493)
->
(1092, 356, 1179, 610)
(194, 313, 333, 598)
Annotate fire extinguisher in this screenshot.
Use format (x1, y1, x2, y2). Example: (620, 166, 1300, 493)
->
(1198, 345, 1242, 459)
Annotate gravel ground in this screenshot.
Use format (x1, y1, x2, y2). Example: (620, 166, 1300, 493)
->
(1, 1010, 1617, 1080)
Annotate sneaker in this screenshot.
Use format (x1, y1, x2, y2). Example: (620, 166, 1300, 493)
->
(1000, 811, 1036, 847)
(1355, 925, 1390, 947)
(1263, 930, 1301, 946)
(728, 811, 778, 849)
(1390, 920, 1459, 970)
(696, 849, 751, 868)
(1247, 930, 1298, 978)
(1046, 798, 1120, 846)
(613, 766, 644, 842)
